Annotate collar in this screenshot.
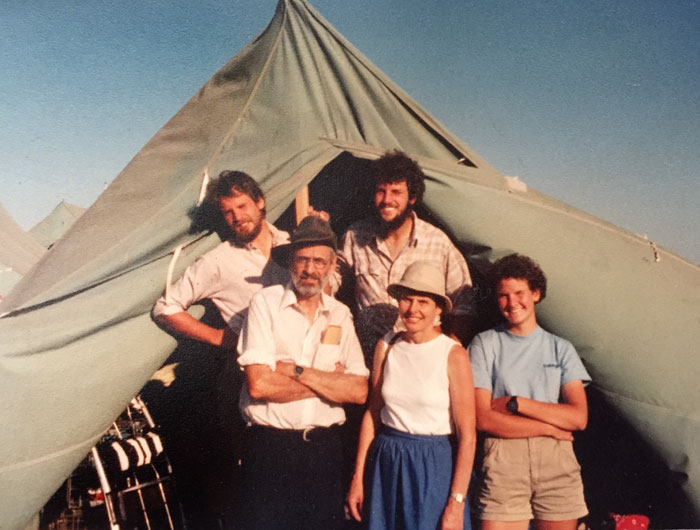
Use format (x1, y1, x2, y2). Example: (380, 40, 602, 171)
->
(280, 281, 332, 314)
(269, 221, 291, 247)
(233, 221, 289, 251)
(499, 323, 542, 339)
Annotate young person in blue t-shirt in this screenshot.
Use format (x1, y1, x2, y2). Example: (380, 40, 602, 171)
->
(469, 254, 590, 530)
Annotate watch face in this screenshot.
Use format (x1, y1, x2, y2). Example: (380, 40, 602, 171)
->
(506, 396, 518, 414)
(295, 365, 304, 376)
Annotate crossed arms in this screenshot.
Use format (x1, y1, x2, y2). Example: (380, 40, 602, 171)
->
(246, 361, 368, 405)
(474, 380, 588, 441)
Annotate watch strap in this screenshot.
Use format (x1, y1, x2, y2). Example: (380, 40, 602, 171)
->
(449, 492, 465, 503)
(506, 395, 519, 415)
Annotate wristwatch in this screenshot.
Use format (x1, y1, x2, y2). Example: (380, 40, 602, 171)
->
(449, 492, 465, 503)
(294, 364, 304, 379)
(506, 395, 519, 415)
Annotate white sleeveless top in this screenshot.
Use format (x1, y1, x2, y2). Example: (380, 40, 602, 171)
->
(380, 333, 458, 435)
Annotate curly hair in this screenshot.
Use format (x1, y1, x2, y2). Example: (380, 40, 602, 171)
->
(372, 151, 426, 203)
(206, 170, 265, 214)
(490, 253, 547, 301)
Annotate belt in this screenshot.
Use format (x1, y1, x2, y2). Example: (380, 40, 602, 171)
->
(246, 423, 342, 442)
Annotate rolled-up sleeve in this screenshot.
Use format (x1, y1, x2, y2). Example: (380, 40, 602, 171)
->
(237, 290, 277, 370)
(152, 258, 218, 318)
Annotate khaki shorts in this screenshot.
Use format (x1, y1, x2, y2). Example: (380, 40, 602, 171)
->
(476, 437, 588, 522)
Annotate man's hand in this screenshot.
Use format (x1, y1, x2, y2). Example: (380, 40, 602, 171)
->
(279, 361, 367, 405)
(275, 361, 296, 378)
(276, 361, 347, 377)
(246, 364, 317, 402)
(307, 206, 330, 222)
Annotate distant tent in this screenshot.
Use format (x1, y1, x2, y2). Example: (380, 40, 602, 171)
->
(1, 1, 699, 529)
(29, 200, 86, 249)
(0, 204, 46, 298)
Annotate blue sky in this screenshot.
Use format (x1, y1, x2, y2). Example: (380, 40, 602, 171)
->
(2, 0, 699, 263)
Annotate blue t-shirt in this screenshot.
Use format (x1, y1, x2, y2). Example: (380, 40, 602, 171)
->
(469, 325, 591, 403)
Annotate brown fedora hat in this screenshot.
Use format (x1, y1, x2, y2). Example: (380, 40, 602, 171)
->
(272, 216, 337, 265)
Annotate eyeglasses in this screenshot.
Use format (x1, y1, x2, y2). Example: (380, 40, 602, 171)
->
(293, 256, 330, 268)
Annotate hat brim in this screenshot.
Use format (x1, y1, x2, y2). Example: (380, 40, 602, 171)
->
(387, 281, 452, 312)
(271, 237, 337, 267)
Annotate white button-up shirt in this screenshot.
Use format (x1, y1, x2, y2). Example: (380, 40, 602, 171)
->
(152, 222, 289, 334)
(237, 283, 368, 429)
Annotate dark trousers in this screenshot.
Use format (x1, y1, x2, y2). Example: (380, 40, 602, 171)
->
(237, 424, 345, 530)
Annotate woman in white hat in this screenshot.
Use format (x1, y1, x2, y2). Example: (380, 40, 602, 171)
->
(346, 261, 476, 530)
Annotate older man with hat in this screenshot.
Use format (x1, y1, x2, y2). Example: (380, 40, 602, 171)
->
(236, 215, 369, 530)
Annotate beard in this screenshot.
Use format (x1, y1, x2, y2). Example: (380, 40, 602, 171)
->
(230, 215, 264, 244)
(374, 203, 412, 238)
(292, 270, 330, 299)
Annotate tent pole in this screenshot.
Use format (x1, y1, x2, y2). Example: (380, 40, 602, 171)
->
(294, 186, 309, 226)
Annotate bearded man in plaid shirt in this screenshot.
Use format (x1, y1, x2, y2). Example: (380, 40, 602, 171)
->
(335, 150, 474, 363)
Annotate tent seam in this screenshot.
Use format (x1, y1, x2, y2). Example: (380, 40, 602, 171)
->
(294, 0, 479, 165)
(209, 1, 289, 162)
(496, 187, 695, 267)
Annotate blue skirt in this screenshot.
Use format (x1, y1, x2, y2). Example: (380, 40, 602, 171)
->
(365, 427, 471, 530)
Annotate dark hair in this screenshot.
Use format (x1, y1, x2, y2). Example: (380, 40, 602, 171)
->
(372, 151, 426, 203)
(207, 170, 266, 214)
(490, 253, 547, 301)
(392, 285, 447, 311)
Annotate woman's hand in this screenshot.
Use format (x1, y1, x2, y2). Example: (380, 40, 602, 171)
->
(346, 473, 364, 522)
(441, 498, 465, 530)
(490, 395, 511, 414)
(548, 424, 574, 441)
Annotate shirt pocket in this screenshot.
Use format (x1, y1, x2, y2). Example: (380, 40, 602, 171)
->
(354, 260, 386, 299)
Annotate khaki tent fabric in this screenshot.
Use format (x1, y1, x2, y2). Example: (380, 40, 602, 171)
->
(0, 204, 46, 277)
(0, 204, 46, 298)
(1, 1, 699, 529)
(29, 201, 86, 249)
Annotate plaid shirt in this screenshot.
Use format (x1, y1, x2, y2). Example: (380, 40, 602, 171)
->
(336, 212, 472, 353)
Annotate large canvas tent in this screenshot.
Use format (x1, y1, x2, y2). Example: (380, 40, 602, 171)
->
(0, 204, 46, 298)
(29, 200, 86, 249)
(1, 1, 699, 528)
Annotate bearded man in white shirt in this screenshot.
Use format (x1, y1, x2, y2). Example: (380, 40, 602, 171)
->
(153, 170, 290, 344)
(237, 216, 369, 530)
(151, 170, 290, 526)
